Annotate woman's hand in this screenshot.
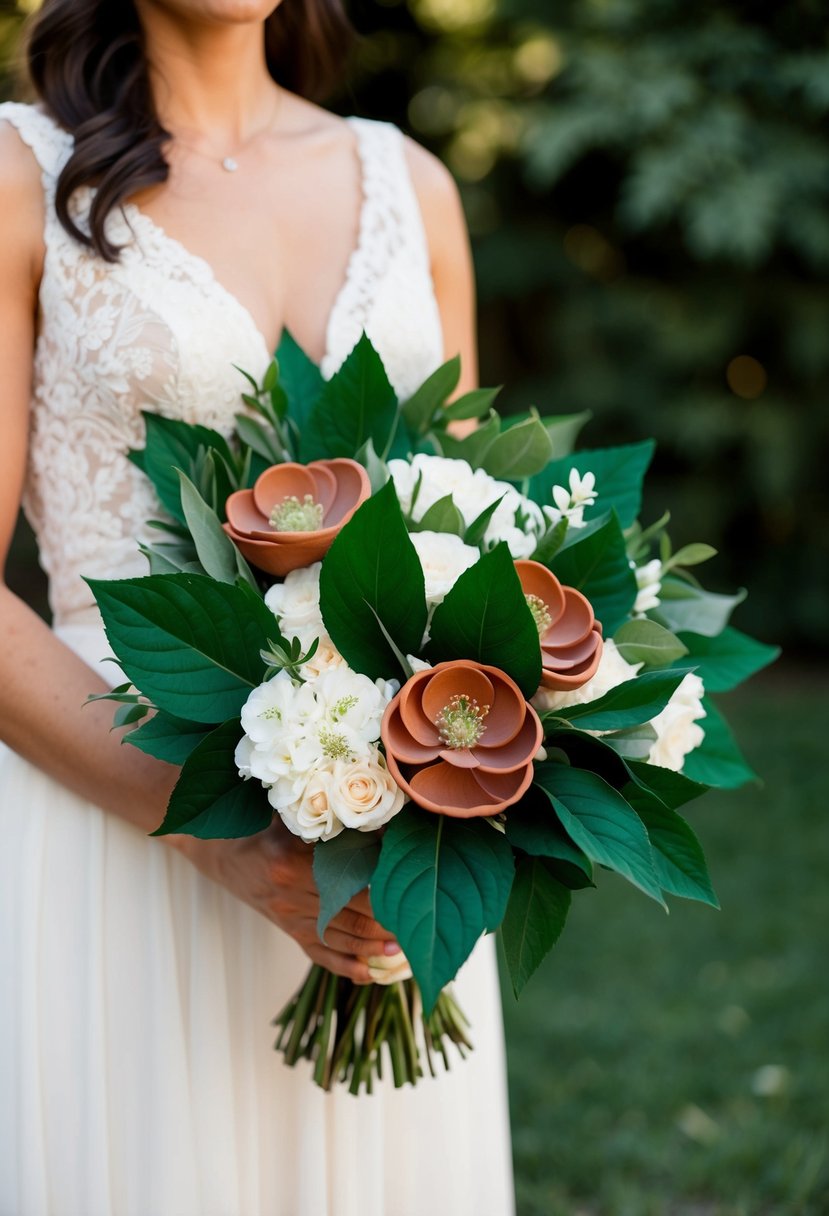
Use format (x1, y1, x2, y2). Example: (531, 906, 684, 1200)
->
(170, 819, 399, 984)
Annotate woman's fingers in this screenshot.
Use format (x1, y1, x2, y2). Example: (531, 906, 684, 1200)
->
(314, 922, 399, 960)
(306, 942, 373, 984)
(330, 904, 397, 945)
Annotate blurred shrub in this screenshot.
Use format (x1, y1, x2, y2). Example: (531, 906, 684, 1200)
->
(2, 0, 826, 647)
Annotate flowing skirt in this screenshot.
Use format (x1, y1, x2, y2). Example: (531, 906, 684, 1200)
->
(0, 622, 515, 1216)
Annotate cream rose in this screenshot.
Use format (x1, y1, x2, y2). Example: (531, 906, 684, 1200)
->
(362, 950, 413, 984)
(327, 749, 406, 831)
(409, 530, 479, 605)
(648, 673, 706, 771)
(265, 562, 324, 636)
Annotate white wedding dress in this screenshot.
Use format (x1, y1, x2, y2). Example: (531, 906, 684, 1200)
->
(0, 103, 515, 1216)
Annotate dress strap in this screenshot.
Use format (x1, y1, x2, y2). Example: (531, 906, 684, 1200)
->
(0, 102, 73, 193)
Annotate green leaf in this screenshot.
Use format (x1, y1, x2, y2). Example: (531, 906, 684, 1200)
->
(410, 493, 465, 536)
(302, 333, 398, 462)
(274, 329, 325, 433)
(682, 696, 758, 788)
(534, 764, 665, 906)
(130, 413, 234, 525)
(531, 517, 569, 564)
(622, 782, 719, 908)
(112, 702, 150, 728)
(354, 437, 390, 494)
(555, 668, 695, 731)
(626, 759, 708, 811)
(673, 627, 780, 692)
(427, 542, 542, 697)
(614, 618, 689, 668)
(177, 470, 242, 585)
(139, 541, 199, 576)
(543, 411, 592, 457)
(370, 808, 515, 1014)
(528, 440, 655, 528)
(314, 830, 383, 941)
(463, 494, 506, 547)
(126, 711, 211, 766)
(87, 573, 276, 723)
(442, 385, 502, 421)
(151, 719, 272, 838)
(234, 414, 284, 464)
(480, 411, 554, 480)
(402, 356, 461, 434)
(437, 411, 499, 468)
(501, 856, 572, 997)
(550, 512, 638, 634)
(654, 578, 747, 637)
(504, 793, 594, 884)
(665, 542, 718, 570)
(319, 481, 428, 680)
(602, 723, 658, 760)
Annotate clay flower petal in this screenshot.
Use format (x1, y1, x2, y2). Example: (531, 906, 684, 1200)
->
(224, 457, 371, 577)
(515, 559, 604, 695)
(381, 659, 542, 818)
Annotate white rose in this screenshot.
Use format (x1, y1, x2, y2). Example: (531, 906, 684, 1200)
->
(648, 673, 706, 771)
(363, 949, 413, 984)
(532, 638, 642, 713)
(409, 530, 479, 605)
(299, 632, 346, 680)
(265, 563, 324, 636)
(296, 768, 344, 842)
(327, 749, 406, 831)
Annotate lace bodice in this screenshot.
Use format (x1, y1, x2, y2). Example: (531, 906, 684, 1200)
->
(0, 102, 444, 626)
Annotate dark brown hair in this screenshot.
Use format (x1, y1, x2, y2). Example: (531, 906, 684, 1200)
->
(26, 0, 355, 261)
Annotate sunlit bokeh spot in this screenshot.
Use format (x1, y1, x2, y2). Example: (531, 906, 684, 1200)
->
(727, 355, 767, 399)
(563, 224, 625, 281)
(413, 0, 495, 33)
(513, 33, 564, 85)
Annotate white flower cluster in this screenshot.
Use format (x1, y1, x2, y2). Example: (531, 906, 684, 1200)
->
(237, 566, 406, 841)
(631, 558, 663, 615)
(533, 639, 706, 773)
(388, 455, 546, 559)
(546, 469, 597, 530)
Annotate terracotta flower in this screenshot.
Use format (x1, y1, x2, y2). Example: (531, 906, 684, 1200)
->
(381, 660, 542, 818)
(515, 559, 603, 692)
(224, 459, 371, 576)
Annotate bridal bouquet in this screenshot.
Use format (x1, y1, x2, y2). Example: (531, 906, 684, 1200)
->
(88, 332, 777, 1094)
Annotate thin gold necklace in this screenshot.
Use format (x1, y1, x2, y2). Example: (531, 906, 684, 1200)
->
(172, 89, 282, 173)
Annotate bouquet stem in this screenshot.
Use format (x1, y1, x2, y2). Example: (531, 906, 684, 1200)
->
(272, 965, 471, 1094)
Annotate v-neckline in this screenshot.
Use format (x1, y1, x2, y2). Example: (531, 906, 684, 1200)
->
(119, 115, 371, 367)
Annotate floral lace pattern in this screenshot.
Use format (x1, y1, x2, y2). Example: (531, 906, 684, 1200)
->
(0, 103, 444, 625)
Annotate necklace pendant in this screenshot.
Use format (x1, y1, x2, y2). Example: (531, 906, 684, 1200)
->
(222, 156, 239, 173)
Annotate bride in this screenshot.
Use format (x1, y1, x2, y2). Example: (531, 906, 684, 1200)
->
(0, 1, 515, 1213)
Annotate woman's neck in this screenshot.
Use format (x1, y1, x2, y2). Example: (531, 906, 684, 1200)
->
(135, 3, 278, 142)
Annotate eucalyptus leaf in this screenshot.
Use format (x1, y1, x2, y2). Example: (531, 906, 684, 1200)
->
(543, 410, 592, 457)
(177, 469, 243, 585)
(370, 807, 515, 1014)
(401, 355, 461, 434)
(481, 411, 554, 480)
(234, 413, 284, 464)
(436, 411, 499, 468)
(500, 856, 571, 997)
(654, 578, 747, 637)
(442, 385, 502, 421)
(151, 719, 272, 839)
(614, 618, 690, 668)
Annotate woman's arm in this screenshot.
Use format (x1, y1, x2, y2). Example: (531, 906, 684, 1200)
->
(405, 137, 479, 394)
(0, 127, 391, 982)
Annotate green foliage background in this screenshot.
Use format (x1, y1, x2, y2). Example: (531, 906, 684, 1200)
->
(3, 0, 826, 652)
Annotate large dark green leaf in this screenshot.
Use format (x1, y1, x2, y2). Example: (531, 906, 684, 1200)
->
(319, 481, 428, 680)
(87, 573, 277, 723)
(622, 781, 719, 907)
(428, 542, 542, 697)
(554, 667, 696, 731)
(126, 711, 211, 765)
(626, 759, 708, 810)
(151, 719, 272, 838)
(528, 440, 655, 528)
(371, 808, 515, 1013)
(302, 333, 398, 461)
(314, 830, 383, 940)
(673, 626, 780, 691)
(501, 856, 572, 996)
(550, 512, 638, 634)
(681, 696, 757, 788)
(504, 789, 593, 885)
(534, 764, 665, 905)
(130, 413, 235, 525)
(274, 328, 325, 434)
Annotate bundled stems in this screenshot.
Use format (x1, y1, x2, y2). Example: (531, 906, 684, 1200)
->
(272, 966, 471, 1095)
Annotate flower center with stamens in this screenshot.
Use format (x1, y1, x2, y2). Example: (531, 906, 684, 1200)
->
(269, 494, 324, 533)
(525, 593, 552, 637)
(331, 695, 359, 721)
(318, 726, 352, 760)
(435, 694, 490, 750)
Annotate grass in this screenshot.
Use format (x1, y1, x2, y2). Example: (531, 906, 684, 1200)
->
(501, 666, 829, 1216)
